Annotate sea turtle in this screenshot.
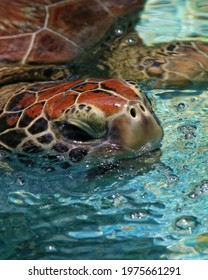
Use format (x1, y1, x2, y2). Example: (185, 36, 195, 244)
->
(0, 0, 164, 161)
(102, 32, 208, 88)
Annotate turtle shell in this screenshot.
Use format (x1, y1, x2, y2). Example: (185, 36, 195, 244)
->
(0, 78, 163, 157)
(104, 32, 208, 88)
(0, 0, 145, 65)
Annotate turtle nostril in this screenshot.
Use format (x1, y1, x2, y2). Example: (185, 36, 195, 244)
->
(139, 104, 146, 112)
(130, 107, 137, 118)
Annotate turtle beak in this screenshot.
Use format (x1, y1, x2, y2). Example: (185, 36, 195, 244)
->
(109, 100, 163, 154)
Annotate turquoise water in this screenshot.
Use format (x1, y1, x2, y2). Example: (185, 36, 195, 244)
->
(139, 0, 208, 44)
(0, 88, 207, 260)
(0, 0, 208, 259)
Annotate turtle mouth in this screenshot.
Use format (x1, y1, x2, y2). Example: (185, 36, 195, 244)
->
(54, 120, 103, 142)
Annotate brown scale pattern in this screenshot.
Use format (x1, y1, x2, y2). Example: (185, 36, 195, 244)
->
(44, 92, 78, 119)
(105, 32, 208, 88)
(0, 78, 143, 151)
(100, 79, 143, 100)
(0, 0, 144, 65)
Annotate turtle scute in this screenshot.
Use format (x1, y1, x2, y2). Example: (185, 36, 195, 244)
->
(102, 32, 208, 88)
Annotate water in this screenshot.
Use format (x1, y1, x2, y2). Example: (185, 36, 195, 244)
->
(0, 88, 207, 260)
(0, 0, 208, 260)
(139, 0, 208, 44)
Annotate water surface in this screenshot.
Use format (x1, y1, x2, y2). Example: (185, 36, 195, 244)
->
(0, 0, 207, 260)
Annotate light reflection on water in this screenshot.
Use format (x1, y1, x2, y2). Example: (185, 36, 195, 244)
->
(138, 0, 208, 44)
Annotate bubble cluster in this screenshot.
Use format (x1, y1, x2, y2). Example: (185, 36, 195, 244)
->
(177, 124, 197, 134)
(129, 209, 149, 220)
(188, 180, 208, 198)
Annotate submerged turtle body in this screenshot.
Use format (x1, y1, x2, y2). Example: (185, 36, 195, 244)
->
(0, 79, 163, 158)
(0, 0, 145, 65)
(103, 32, 208, 88)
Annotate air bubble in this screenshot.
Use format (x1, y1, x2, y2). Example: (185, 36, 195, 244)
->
(188, 192, 197, 198)
(183, 165, 189, 172)
(185, 132, 196, 139)
(168, 175, 179, 183)
(129, 209, 149, 220)
(125, 37, 137, 45)
(177, 124, 197, 134)
(16, 177, 25, 186)
(144, 59, 153, 66)
(0, 150, 7, 158)
(191, 97, 197, 102)
(200, 180, 208, 189)
(188, 180, 208, 198)
(141, 193, 148, 199)
(45, 245, 57, 253)
(174, 215, 198, 232)
(137, 209, 149, 219)
(114, 27, 125, 37)
(176, 103, 185, 111)
(41, 166, 56, 173)
(176, 207, 182, 212)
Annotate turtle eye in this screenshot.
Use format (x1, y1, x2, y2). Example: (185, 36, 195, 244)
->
(55, 122, 93, 142)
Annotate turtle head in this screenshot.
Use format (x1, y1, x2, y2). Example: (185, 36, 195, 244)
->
(53, 79, 163, 159)
(108, 97, 163, 156)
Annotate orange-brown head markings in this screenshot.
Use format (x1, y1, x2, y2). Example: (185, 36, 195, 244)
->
(0, 79, 163, 160)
